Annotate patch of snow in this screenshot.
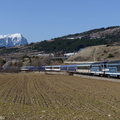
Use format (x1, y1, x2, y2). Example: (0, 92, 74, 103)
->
(0, 33, 28, 47)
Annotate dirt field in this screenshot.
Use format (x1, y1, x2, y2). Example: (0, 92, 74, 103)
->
(0, 72, 120, 120)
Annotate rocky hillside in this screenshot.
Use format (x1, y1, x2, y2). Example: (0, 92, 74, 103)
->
(67, 45, 120, 62)
(61, 26, 120, 40)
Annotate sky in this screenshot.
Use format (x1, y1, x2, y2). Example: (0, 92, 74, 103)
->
(0, 0, 120, 43)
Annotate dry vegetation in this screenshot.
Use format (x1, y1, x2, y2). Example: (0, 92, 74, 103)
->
(67, 45, 120, 61)
(0, 73, 120, 120)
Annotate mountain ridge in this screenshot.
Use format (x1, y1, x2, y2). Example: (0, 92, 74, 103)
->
(1, 26, 120, 56)
(1, 26, 120, 64)
(0, 33, 28, 47)
(57, 26, 120, 40)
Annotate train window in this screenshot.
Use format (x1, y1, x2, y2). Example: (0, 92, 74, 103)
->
(104, 65, 106, 68)
(108, 65, 117, 67)
(101, 65, 106, 68)
(117, 65, 120, 72)
(46, 67, 52, 69)
(77, 66, 90, 69)
(52, 67, 60, 69)
(92, 64, 101, 67)
(99, 66, 102, 71)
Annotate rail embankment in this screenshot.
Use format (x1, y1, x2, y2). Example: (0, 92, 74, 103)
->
(74, 74, 120, 83)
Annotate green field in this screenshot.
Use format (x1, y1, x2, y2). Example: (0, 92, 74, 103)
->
(0, 72, 120, 120)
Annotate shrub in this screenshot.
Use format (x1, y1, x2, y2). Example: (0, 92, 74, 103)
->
(107, 53, 114, 58)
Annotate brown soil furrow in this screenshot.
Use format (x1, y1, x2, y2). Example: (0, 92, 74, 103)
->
(0, 77, 18, 102)
(33, 76, 50, 107)
(0, 73, 120, 120)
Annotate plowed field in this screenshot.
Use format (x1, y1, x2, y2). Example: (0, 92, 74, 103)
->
(0, 72, 120, 120)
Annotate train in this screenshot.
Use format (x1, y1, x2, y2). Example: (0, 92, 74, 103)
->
(1, 60, 120, 78)
(39, 60, 120, 78)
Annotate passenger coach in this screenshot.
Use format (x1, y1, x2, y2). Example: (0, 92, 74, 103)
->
(45, 65, 61, 71)
(105, 60, 120, 78)
(76, 63, 91, 74)
(90, 61, 106, 76)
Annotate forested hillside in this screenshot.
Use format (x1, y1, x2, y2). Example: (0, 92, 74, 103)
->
(30, 26, 120, 53)
(32, 37, 107, 52)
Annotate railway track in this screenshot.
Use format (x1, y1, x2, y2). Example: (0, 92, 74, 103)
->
(73, 74, 120, 83)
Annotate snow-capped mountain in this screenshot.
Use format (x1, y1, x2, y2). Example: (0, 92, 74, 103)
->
(0, 33, 28, 47)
